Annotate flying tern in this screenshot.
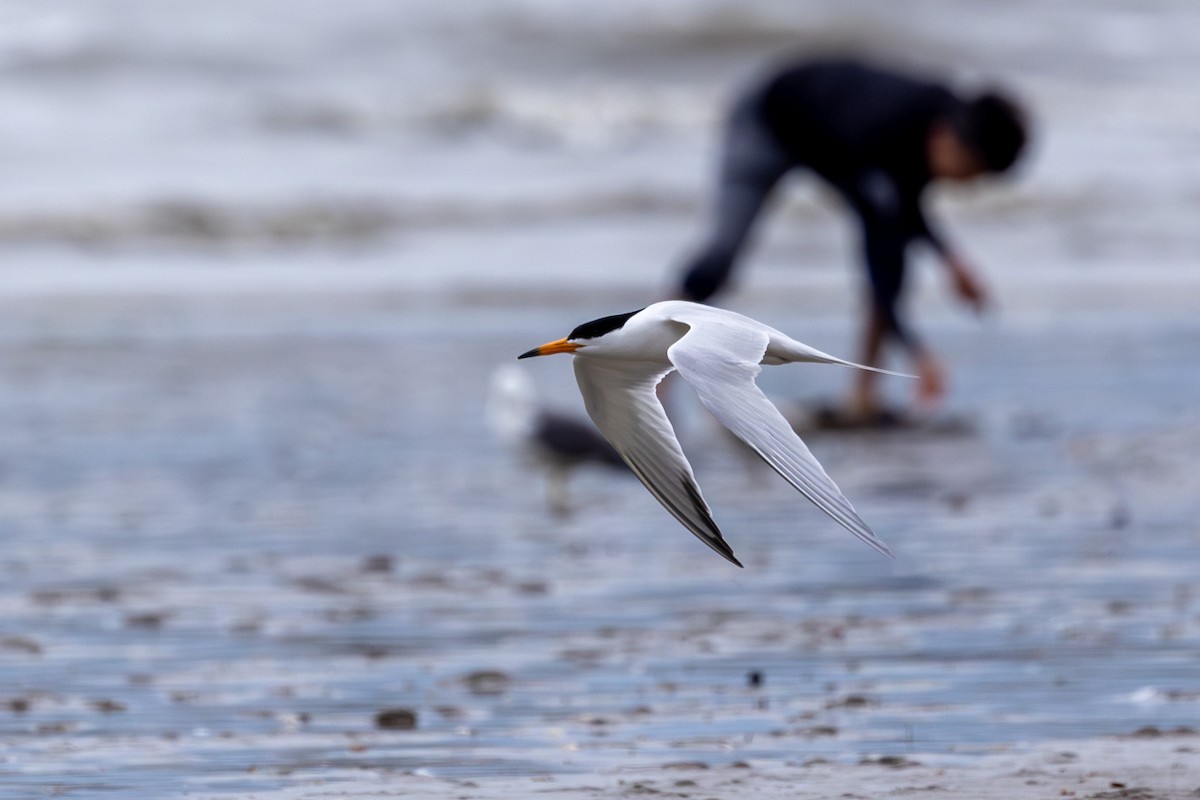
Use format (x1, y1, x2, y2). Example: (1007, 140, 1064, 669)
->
(518, 300, 904, 567)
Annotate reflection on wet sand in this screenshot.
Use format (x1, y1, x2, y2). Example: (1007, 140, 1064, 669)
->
(0, 293, 1197, 797)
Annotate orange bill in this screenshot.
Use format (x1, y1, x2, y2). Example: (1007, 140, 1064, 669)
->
(518, 338, 580, 359)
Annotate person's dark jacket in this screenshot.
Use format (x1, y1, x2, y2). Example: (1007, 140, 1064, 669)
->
(689, 59, 970, 349)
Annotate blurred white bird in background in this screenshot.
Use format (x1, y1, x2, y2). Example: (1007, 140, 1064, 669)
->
(487, 364, 627, 516)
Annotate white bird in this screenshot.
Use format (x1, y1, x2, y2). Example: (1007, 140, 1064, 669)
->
(486, 365, 627, 515)
(518, 300, 904, 567)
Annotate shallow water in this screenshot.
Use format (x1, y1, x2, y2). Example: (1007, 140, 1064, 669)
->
(1, 1, 1199, 797)
(0, 295, 1197, 797)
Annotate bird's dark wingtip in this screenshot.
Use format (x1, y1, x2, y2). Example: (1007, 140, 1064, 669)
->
(867, 537, 894, 560)
(715, 541, 743, 568)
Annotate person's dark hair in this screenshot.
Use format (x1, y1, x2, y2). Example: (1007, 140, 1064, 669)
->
(951, 91, 1028, 173)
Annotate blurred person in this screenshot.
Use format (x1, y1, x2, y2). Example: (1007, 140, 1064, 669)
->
(675, 56, 1029, 424)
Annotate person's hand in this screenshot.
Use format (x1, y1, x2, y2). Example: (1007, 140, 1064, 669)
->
(913, 350, 946, 411)
(944, 253, 988, 313)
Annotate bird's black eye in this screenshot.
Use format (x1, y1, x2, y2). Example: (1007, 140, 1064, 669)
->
(567, 308, 643, 341)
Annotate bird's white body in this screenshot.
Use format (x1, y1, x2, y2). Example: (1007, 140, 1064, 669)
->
(583, 301, 850, 366)
(520, 301, 902, 566)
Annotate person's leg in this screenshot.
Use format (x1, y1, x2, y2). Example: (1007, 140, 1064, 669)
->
(678, 94, 793, 302)
(845, 190, 917, 417)
(848, 304, 887, 418)
(855, 228, 948, 414)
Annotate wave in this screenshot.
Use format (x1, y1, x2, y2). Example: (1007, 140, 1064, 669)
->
(0, 9, 271, 76)
(0, 192, 701, 247)
(0, 180, 1141, 250)
(253, 82, 716, 147)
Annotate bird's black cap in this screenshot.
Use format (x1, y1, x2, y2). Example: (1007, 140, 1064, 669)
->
(567, 308, 643, 342)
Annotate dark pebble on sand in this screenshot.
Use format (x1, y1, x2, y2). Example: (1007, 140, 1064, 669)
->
(0, 636, 42, 655)
(463, 669, 512, 695)
(826, 694, 877, 709)
(798, 725, 839, 738)
(860, 755, 920, 768)
(361, 554, 394, 573)
(1127, 725, 1197, 738)
(90, 699, 127, 713)
(1088, 788, 1158, 799)
(374, 708, 418, 730)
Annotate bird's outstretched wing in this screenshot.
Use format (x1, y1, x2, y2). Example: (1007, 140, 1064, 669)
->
(573, 357, 742, 567)
(667, 320, 893, 558)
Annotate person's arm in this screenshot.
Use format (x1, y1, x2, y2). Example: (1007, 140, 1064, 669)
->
(906, 193, 990, 313)
(939, 250, 989, 313)
(902, 199, 983, 408)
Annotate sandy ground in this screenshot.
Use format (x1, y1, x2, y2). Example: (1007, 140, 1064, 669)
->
(190, 732, 1200, 799)
(0, 280, 1197, 799)
(2, 3, 1199, 798)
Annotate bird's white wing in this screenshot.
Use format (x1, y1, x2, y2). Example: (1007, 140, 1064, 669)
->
(573, 357, 742, 567)
(667, 321, 893, 558)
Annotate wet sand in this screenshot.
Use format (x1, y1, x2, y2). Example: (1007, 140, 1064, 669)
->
(2, 3, 1200, 796)
(202, 733, 1200, 799)
(0, 278, 1197, 798)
